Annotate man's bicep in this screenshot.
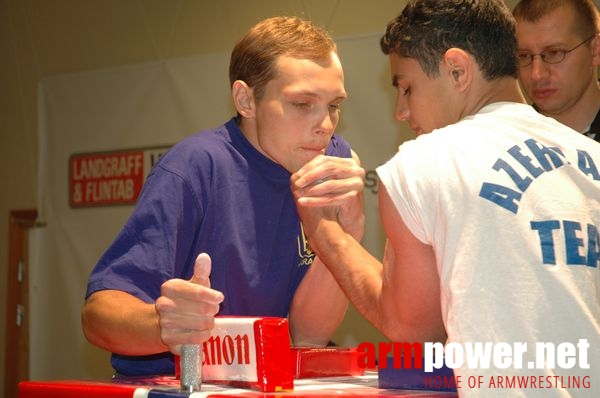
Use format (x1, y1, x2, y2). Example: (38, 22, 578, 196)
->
(378, 184, 445, 343)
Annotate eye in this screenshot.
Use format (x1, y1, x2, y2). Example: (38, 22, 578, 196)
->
(392, 77, 410, 97)
(541, 49, 566, 63)
(328, 103, 341, 112)
(293, 102, 310, 108)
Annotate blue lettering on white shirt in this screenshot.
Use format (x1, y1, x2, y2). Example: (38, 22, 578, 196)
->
(477, 138, 599, 268)
(578, 150, 600, 180)
(530, 220, 599, 268)
(479, 139, 599, 213)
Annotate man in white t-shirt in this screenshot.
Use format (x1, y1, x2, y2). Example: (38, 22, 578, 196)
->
(291, 0, 600, 396)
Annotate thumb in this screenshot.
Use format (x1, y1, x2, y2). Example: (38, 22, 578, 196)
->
(190, 252, 211, 287)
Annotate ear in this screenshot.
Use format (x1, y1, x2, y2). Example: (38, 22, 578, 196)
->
(591, 33, 600, 67)
(443, 48, 471, 92)
(232, 80, 255, 118)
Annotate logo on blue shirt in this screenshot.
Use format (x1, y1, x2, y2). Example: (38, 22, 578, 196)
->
(297, 223, 315, 267)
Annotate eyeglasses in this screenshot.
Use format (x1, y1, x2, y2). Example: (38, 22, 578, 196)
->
(517, 34, 596, 67)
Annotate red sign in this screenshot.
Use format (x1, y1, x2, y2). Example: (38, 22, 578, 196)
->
(69, 146, 170, 207)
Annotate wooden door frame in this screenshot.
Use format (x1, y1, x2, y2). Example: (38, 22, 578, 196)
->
(5, 209, 37, 398)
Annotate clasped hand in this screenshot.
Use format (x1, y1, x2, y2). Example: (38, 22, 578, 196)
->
(291, 154, 366, 242)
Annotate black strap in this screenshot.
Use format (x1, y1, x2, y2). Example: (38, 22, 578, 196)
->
(586, 109, 600, 142)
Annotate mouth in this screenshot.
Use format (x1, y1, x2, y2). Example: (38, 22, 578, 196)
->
(301, 146, 326, 154)
(531, 87, 557, 100)
(410, 124, 424, 135)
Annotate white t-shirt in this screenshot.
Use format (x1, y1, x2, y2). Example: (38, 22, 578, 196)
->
(377, 102, 600, 397)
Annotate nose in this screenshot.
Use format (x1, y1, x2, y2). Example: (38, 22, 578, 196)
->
(315, 109, 336, 135)
(529, 56, 550, 81)
(394, 97, 409, 122)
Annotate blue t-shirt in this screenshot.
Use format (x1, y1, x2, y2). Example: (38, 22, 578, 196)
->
(85, 117, 352, 376)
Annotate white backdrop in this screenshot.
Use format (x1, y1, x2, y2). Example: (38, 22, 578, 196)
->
(31, 34, 412, 379)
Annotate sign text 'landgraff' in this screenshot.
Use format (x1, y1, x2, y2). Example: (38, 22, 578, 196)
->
(69, 146, 170, 207)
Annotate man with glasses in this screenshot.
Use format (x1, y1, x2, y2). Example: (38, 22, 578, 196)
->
(513, 0, 600, 142)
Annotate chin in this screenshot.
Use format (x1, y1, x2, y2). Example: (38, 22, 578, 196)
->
(534, 101, 561, 115)
(285, 163, 301, 174)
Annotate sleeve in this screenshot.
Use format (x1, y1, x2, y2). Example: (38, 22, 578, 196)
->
(325, 134, 352, 158)
(85, 164, 204, 303)
(376, 139, 440, 245)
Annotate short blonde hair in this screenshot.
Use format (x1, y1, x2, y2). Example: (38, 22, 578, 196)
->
(229, 16, 338, 101)
(513, 0, 600, 39)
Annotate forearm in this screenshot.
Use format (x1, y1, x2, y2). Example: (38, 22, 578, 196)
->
(288, 257, 348, 346)
(306, 219, 397, 337)
(313, 224, 445, 343)
(81, 290, 168, 355)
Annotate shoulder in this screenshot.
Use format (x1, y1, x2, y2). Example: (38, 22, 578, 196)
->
(170, 123, 232, 158)
(326, 134, 352, 158)
(155, 119, 239, 172)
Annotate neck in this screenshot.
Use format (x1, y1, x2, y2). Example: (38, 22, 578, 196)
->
(541, 81, 600, 133)
(468, 77, 527, 116)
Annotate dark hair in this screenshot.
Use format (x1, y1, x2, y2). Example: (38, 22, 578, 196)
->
(513, 0, 600, 39)
(380, 0, 518, 79)
(229, 16, 337, 101)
